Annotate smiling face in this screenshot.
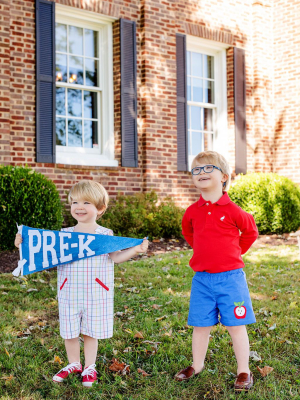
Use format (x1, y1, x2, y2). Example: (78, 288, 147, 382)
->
(192, 163, 227, 193)
(71, 198, 104, 224)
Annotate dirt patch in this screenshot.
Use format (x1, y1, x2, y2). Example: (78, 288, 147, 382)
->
(0, 234, 298, 274)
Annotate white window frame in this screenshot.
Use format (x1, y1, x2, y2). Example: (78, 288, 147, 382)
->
(55, 4, 118, 167)
(186, 36, 229, 170)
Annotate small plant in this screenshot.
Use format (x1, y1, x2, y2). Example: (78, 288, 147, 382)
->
(0, 165, 64, 250)
(229, 172, 300, 234)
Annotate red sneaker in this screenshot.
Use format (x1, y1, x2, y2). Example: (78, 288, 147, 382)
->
(52, 361, 82, 383)
(81, 364, 98, 387)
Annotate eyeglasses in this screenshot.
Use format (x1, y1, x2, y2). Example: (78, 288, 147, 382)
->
(191, 165, 222, 175)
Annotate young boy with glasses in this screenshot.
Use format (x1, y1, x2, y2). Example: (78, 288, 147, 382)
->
(174, 151, 258, 392)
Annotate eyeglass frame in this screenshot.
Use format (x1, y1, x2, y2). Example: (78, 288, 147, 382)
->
(191, 165, 222, 175)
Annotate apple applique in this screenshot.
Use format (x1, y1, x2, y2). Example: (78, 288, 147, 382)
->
(234, 301, 247, 319)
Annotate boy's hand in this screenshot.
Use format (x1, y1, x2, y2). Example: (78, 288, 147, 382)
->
(134, 238, 149, 254)
(14, 233, 23, 248)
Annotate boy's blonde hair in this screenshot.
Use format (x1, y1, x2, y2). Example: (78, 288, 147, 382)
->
(191, 151, 231, 191)
(68, 180, 109, 217)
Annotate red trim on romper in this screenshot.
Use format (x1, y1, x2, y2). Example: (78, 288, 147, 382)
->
(95, 278, 109, 291)
(60, 278, 67, 290)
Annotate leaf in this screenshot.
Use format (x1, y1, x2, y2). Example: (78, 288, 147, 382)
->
(241, 301, 244, 306)
(27, 288, 38, 293)
(109, 358, 130, 375)
(134, 331, 144, 339)
(268, 323, 276, 331)
(0, 375, 14, 381)
(155, 315, 168, 322)
(40, 339, 44, 346)
(234, 302, 239, 306)
(289, 301, 297, 309)
(271, 295, 278, 300)
(4, 348, 10, 357)
(249, 351, 261, 361)
(152, 304, 161, 309)
(148, 297, 157, 301)
(123, 347, 132, 353)
(137, 368, 151, 377)
(124, 329, 132, 334)
(53, 355, 63, 364)
(257, 366, 274, 377)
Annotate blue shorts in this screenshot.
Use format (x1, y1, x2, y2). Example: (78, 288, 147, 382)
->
(188, 268, 256, 327)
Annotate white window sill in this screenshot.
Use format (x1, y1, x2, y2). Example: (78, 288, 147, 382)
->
(56, 152, 118, 167)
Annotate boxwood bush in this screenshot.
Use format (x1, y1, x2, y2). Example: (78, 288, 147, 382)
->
(101, 191, 184, 240)
(229, 172, 300, 234)
(0, 165, 64, 251)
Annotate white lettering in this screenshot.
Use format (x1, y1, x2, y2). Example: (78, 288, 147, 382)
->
(59, 232, 73, 263)
(42, 231, 58, 268)
(28, 230, 41, 271)
(78, 235, 96, 258)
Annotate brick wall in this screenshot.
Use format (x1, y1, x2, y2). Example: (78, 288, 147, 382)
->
(0, 0, 298, 210)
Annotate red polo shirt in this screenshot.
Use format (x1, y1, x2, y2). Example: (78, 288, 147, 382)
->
(182, 192, 258, 273)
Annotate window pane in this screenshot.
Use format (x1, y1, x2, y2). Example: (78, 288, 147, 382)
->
(191, 52, 202, 77)
(56, 23, 67, 52)
(204, 108, 213, 132)
(84, 120, 98, 148)
(190, 131, 203, 154)
(204, 132, 213, 150)
(204, 80, 214, 104)
(203, 55, 214, 79)
(85, 29, 98, 58)
(69, 26, 83, 55)
(69, 56, 83, 85)
(187, 51, 191, 75)
(68, 89, 82, 117)
(191, 106, 202, 131)
(68, 119, 82, 147)
(56, 87, 65, 116)
(56, 118, 66, 146)
(193, 78, 203, 103)
(187, 77, 191, 101)
(84, 91, 97, 119)
(85, 58, 98, 87)
(56, 54, 67, 82)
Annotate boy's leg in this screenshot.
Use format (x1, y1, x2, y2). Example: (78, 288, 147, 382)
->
(65, 338, 81, 363)
(226, 325, 250, 374)
(192, 326, 212, 373)
(82, 334, 98, 368)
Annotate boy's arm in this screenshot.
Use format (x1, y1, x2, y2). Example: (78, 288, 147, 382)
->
(109, 238, 148, 263)
(182, 209, 193, 248)
(236, 208, 258, 254)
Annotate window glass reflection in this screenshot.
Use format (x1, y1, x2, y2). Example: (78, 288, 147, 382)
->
(56, 118, 66, 146)
(56, 87, 65, 116)
(84, 91, 97, 119)
(69, 56, 83, 85)
(85, 59, 98, 87)
(85, 29, 98, 58)
(68, 119, 82, 147)
(84, 120, 98, 148)
(56, 23, 67, 52)
(69, 26, 83, 55)
(56, 54, 67, 82)
(68, 89, 82, 117)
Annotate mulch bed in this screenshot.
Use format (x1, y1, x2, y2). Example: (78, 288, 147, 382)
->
(0, 234, 298, 274)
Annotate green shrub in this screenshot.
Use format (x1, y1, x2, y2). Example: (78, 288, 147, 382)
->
(80, 191, 184, 240)
(0, 165, 64, 251)
(229, 172, 300, 234)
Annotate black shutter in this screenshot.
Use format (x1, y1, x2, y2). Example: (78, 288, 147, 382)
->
(234, 47, 246, 174)
(176, 33, 188, 171)
(120, 19, 138, 168)
(36, 0, 56, 163)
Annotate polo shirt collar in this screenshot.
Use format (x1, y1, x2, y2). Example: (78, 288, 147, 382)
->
(198, 192, 231, 207)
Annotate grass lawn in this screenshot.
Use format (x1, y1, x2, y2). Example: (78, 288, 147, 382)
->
(0, 245, 300, 399)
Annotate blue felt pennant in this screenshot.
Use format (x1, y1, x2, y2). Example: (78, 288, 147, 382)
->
(12, 225, 144, 276)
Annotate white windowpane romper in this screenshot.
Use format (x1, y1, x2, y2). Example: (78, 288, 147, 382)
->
(57, 226, 114, 339)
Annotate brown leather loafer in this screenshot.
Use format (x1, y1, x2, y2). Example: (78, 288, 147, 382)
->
(234, 372, 253, 391)
(174, 366, 202, 382)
